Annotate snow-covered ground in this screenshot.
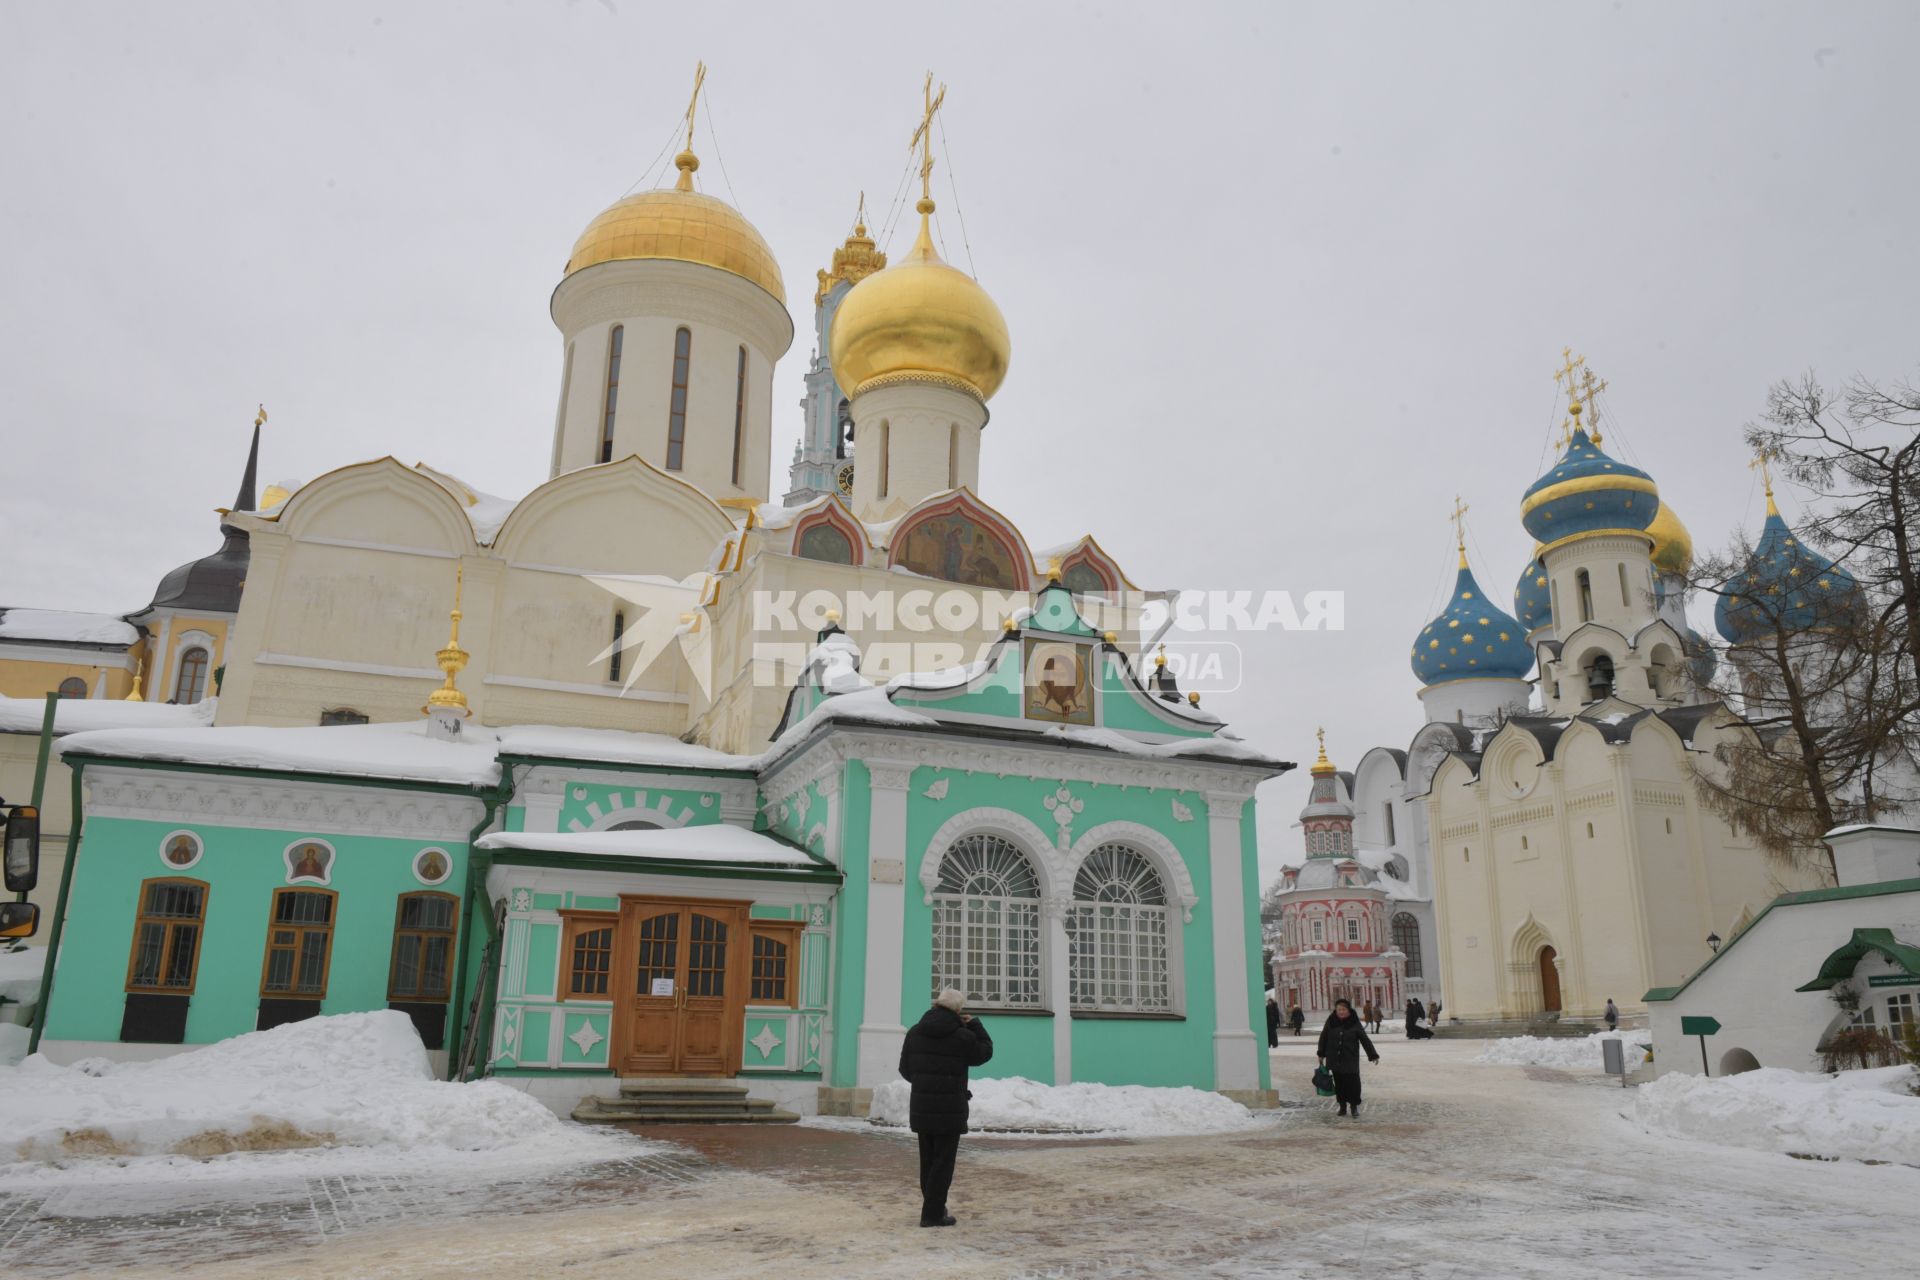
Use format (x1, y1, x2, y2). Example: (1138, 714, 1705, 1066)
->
(1629, 1064, 1920, 1165)
(847, 1075, 1273, 1137)
(0, 1011, 634, 1187)
(1474, 1028, 1651, 1069)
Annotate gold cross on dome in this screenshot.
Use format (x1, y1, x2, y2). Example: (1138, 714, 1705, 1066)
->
(1748, 448, 1776, 494)
(910, 72, 948, 202)
(683, 61, 707, 153)
(1554, 347, 1587, 399)
(1450, 495, 1470, 548)
(1579, 366, 1609, 443)
(1316, 726, 1326, 754)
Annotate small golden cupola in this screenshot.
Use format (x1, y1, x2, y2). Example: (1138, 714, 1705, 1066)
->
(423, 566, 472, 738)
(829, 78, 1010, 403)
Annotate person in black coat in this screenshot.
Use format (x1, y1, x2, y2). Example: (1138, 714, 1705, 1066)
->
(1405, 997, 1434, 1040)
(1316, 998, 1380, 1116)
(898, 987, 994, 1227)
(1289, 1005, 1305, 1036)
(1266, 994, 1281, 1048)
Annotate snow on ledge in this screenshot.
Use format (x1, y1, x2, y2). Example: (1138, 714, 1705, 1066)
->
(0, 694, 216, 736)
(477, 824, 818, 866)
(0, 609, 139, 647)
(57, 718, 501, 786)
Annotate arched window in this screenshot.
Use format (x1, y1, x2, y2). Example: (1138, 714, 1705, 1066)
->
(731, 345, 748, 486)
(608, 820, 661, 832)
(57, 676, 88, 699)
(1068, 844, 1170, 1012)
(126, 878, 208, 993)
(666, 326, 692, 470)
(260, 887, 337, 998)
(1576, 569, 1594, 622)
(174, 646, 210, 705)
(877, 421, 890, 497)
(1618, 562, 1631, 607)
(1383, 803, 1397, 846)
(599, 325, 623, 464)
(931, 833, 1042, 1009)
(1392, 912, 1421, 975)
(609, 610, 625, 683)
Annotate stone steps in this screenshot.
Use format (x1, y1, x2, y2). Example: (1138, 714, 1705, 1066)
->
(572, 1080, 799, 1125)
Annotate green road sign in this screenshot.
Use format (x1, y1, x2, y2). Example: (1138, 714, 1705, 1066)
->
(1680, 1015, 1721, 1036)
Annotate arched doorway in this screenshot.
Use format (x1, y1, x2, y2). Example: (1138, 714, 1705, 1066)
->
(1537, 946, 1562, 1012)
(1719, 1047, 1761, 1075)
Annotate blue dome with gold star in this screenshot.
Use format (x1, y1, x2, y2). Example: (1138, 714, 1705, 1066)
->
(1513, 554, 1552, 633)
(1412, 553, 1533, 685)
(1714, 502, 1860, 642)
(1520, 423, 1659, 548)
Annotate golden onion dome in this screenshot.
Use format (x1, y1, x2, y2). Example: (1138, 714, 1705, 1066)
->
(829, 198, 1010, 402)
(1646, 497, 1694, 576)
(563, 151, 784, 303)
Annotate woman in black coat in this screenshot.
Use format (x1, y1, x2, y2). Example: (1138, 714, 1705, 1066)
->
(898, 988, 994, 1227)
(1266, 995, 1281, 1047)
(1316, 998, 1380, 1116)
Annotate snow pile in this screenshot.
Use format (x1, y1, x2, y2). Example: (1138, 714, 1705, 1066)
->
(0, 694, 215, 735)
(1629, 1066, 1920, 1165)
(865, 1075, 1268, 1137)
(0, 1024, 28, 1067)
(57, 718, 501, 786)
(0, 943, 43, 1010)
(1474, 1030, 1649, 1069)
(0, 1011, 624, 1170)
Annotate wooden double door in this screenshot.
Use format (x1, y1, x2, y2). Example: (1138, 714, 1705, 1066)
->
(614, 896, 749, 1076)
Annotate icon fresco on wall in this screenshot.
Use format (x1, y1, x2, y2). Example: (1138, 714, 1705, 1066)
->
(896, 512, 1021, 589)
(796, 520, 856, 565)
(159, 831, 203, 870)
(1059, 559, 1110, 595)
(413, 847, 450, 885)
(284, 840, 334, 885)
(1024, 638, 1095, 725)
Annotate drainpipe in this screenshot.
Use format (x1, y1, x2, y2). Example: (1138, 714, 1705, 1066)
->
(444, 773, 512, 1078)
(26, 759, 85, 1055)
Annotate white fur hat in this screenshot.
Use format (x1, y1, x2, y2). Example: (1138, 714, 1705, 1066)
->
(934, 987, 967, 1013)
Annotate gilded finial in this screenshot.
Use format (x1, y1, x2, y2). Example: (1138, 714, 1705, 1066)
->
(1188, 690, 1201, 707)
(1154, 644, 1167, 668)
(1750, 448, 1779, 517)
(1102, 630, 1117, 644)
(255, 403, 268, 428)
(125, 658, 144, 702)
(423, 564, 471, 715)
(1046, 558, 1063, 584)
(674, 61, 707, 192)
(1002, 615, 1017, 632)
(815, 191, 889, 304)
(907, 72, 948, 259)
(1450, 495, 1471, 569)
(1311, 726, 1336, 776)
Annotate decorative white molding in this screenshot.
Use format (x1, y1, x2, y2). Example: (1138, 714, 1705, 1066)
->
(1171, 797, 1193, 823)
(84, 766, 481, 840)
(865, 758, 919, 792)
(1041, 785, 1085, 850)
(1067, 820, 1201, 923)
(918, 806, 1063, 904)
(255, 651, 442, 681)
(1204, 791, 1247, 822)
(482, 673, 688, 704)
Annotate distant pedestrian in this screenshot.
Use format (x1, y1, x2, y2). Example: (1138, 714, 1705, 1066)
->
(1266, 993, 1281, 1048)
(898, 988, 994, 1227)
(1290, 1005, 1305, 1036)
(1430, 996, 1443, 1026)
(1604, 998, 1619, 1031)
(1316, 998, 1381, 1117)
(1405, 997, 1434, 1040)
(1371, 1001, 1384, 1034)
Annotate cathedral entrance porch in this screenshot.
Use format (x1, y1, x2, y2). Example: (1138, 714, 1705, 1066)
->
(1538, 945, 1563, 1013)
(613, 896, 750, 1077)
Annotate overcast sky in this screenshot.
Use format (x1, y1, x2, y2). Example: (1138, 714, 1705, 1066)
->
(4, 2, 1916, 878)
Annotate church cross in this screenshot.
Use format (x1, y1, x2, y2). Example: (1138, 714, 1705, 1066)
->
(1553, 347, 1587, 401)
(910, 72, 948, 202)
(683, 61, 707, 153)
(1749, 448, 1776, 497)
(1579, 366, 1609, 443)
(1450, 495, 1470, 549)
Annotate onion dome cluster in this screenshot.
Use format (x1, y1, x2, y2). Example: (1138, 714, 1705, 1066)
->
(1520, 426, 1659, 549)
(1512, 554, 1552, 633)
(1714, 501, 1860, 642)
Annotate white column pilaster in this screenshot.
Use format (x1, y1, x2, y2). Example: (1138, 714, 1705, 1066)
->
(1205, 789, 1258, 1089)
(855, 759, 916, 1087)
(1046, 896, 1072, 1083)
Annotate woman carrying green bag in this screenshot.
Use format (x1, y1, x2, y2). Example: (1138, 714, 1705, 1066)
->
(1316, 998, 1381, 1116)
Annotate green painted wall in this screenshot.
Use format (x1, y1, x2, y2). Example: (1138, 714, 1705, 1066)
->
(48, 815, 468, 1045)
(896, 765, 1217, 1088)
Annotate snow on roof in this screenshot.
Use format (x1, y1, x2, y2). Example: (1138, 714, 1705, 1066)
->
(57, 719, 502, 787)
(413, 464, 517, 545)
(0, 694, 216, 736)
(477, 824, 818, 866)
(0, 609, 139, 647)
(493, 724, 759, 772)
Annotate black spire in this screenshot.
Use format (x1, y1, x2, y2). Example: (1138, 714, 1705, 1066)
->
(232, 408, 263, 514)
